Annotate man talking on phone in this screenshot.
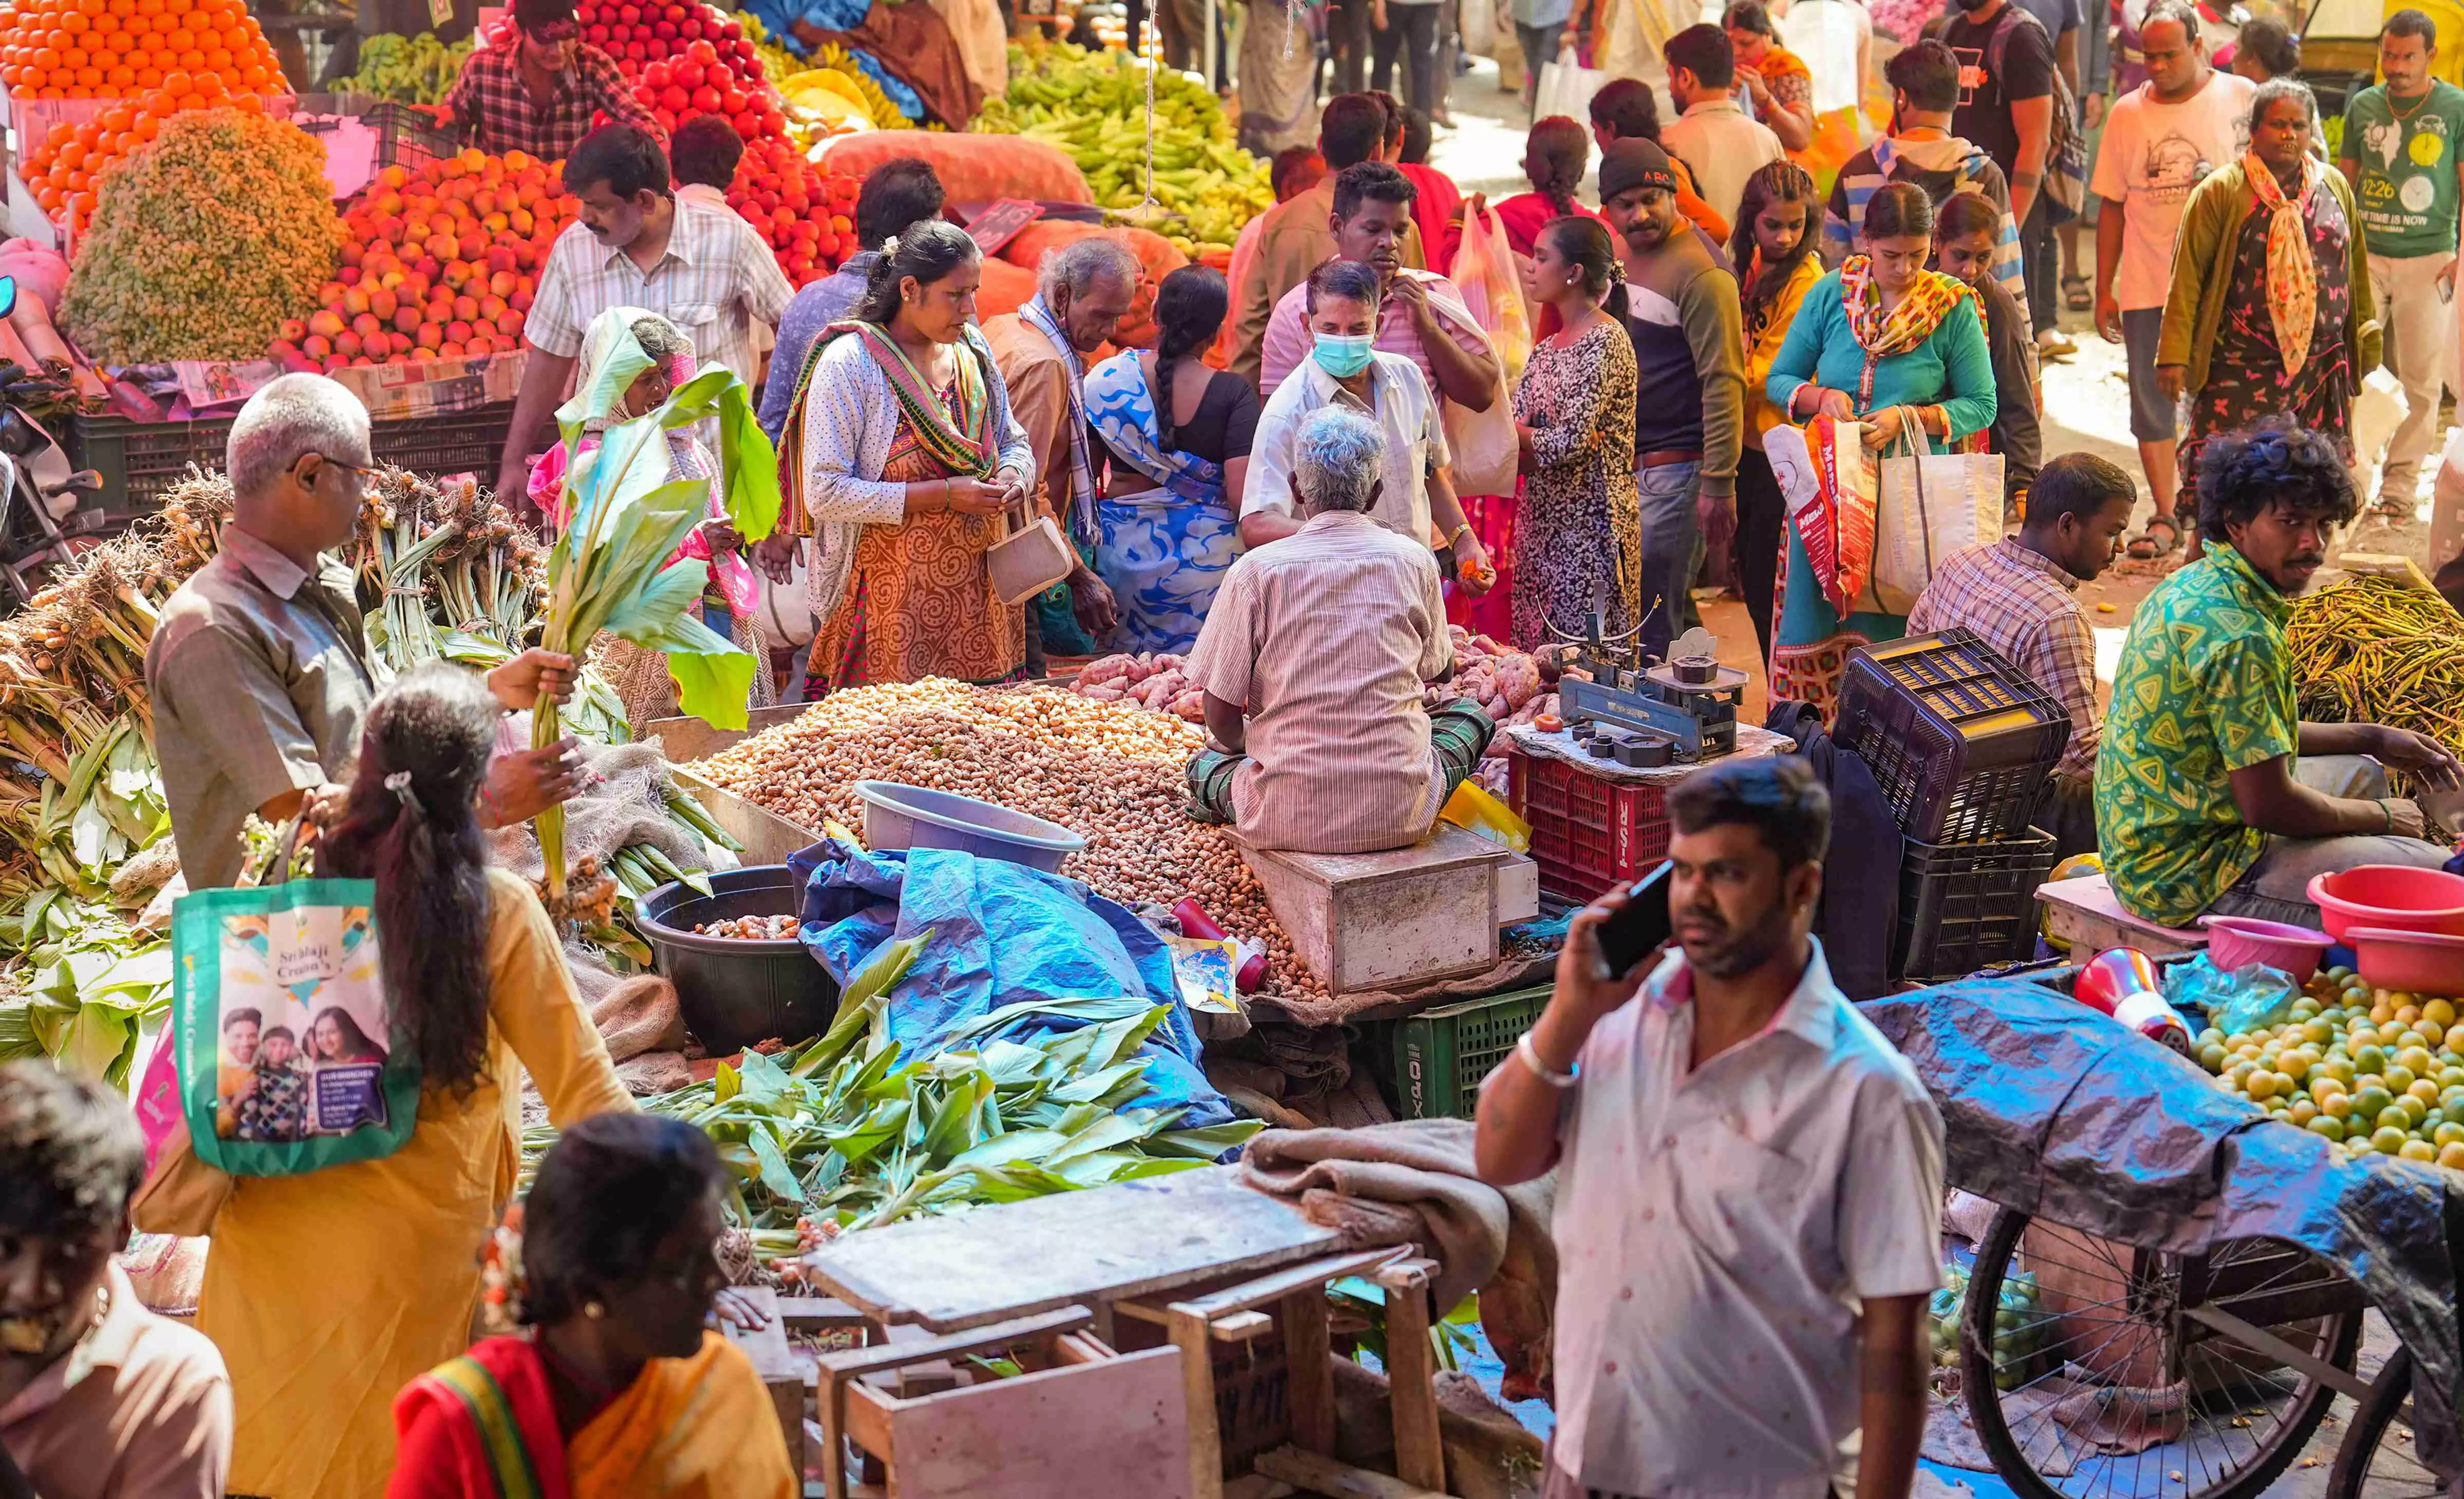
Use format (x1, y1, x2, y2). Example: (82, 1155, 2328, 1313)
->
(1474, 757, 1944, 1499)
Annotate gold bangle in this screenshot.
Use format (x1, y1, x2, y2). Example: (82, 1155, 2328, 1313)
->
(1447, 522, 1475, 549)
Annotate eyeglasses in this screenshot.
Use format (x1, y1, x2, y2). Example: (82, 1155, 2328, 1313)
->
(297, 453, 379, 485)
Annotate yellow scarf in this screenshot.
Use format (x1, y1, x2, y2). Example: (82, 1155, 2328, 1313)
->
(1836, 255, 1984, 410)
(2243, 152, 2320, 377)
(567, 1331, 797, 1499)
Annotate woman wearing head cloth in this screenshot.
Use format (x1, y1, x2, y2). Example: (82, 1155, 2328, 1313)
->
(527, 306, 777, 731)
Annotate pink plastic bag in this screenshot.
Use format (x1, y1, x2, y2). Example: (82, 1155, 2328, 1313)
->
(133, 1026, 184, 1176)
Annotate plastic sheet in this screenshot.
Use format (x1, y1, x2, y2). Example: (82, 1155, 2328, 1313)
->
(2163, 952, 2300, 1036)
(789, 839, 1237, 1128)
(1863, 979, 2464, 1470)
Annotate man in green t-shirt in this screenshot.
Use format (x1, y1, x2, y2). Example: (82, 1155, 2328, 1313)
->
(2095, 423, 2460, 930)
(2339, 9, 2464, 514)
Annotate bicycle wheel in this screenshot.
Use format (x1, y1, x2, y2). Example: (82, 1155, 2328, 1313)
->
(1961, 1206, 2360, 1499)
(2326, 1347, 2441, 1499)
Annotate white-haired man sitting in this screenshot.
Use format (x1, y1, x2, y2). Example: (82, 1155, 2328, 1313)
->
(1182, 406, 1492, 854)
(144, 374, 582, 889)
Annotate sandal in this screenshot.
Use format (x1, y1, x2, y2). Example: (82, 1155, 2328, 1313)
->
(2367, 496, 2417, 521)
(2125, 511, 2183, 560)
(2063, 273, 2092, 312)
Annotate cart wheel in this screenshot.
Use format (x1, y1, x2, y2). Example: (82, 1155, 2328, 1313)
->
(1961, 1206, 2359, 1499)
(2326, 1347, 2439, 1499)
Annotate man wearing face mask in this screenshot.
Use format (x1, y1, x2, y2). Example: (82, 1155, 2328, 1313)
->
(439, 0, 660, 161)
(2097, 423, 2462, 931)
(0, 1063, 232, 1498)
(1473, 756, 1942, 1499)
(983, 236, 1131, 659)
(1240, 260, 1489, 599)
(1597, 138, 1744, 663)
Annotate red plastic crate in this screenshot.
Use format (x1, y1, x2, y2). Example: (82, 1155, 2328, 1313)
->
(1507, 748, 1671, 902)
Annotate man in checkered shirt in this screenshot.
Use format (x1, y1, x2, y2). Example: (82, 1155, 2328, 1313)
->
(1905, 452, 2137, 856)
(439, 0, 659, 162)
(493, 123, 793, 518)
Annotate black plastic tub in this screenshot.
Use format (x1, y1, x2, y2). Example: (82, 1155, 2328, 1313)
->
(636, 865, 838, 1053)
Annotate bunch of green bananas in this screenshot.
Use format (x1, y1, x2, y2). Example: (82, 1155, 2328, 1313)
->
(974, 39, 1269, 255)
(329, 32, 475, 105)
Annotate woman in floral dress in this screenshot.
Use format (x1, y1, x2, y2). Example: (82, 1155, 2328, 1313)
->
(1511, 215, 1641, 651)
(2164, 83, 2376, 492)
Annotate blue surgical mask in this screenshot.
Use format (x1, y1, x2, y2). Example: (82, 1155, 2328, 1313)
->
(1312, 332, 1376, 379)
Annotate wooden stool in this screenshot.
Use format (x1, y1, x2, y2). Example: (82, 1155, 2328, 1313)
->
(2036, 873, 2209, 958)
(1235, 825, 1538, 994)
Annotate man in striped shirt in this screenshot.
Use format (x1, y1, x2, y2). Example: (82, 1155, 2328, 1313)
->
(1823, 41, 2030, 326)
(1185, 407, 1493, 854)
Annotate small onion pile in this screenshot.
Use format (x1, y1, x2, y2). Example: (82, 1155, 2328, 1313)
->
(686, 678, 1330, 1001)
(693, 914, 799, 939)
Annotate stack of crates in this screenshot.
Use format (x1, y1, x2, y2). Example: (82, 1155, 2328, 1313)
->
(1833, 630, 2071, 983)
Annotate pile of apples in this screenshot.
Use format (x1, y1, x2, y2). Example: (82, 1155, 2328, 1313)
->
(726, 135, 862, 288)
(271, 147, 574, 372)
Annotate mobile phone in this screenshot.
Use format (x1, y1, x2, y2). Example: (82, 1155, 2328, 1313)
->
(1592, 861, 1674, 982)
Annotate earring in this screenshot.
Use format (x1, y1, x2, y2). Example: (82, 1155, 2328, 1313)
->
(584, 1301, 605, 1320)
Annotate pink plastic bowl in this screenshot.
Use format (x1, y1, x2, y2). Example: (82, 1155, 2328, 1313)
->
(2306, 865, 2464, 944)
(2345, 927, 2464, 1000)
(2198, 915, 2334, 984)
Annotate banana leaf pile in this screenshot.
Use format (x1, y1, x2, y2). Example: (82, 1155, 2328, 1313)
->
(641, 934, 1262, 1250)
(0, 896, 170, 1087)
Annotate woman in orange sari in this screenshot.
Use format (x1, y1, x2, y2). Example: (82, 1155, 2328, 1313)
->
(1723, 0, 1815, 154)
(386, 1114, 796, 1499)
(780, 218, 1037, 695)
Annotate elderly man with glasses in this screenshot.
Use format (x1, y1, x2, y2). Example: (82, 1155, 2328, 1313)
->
(142, 375, 584, 890)
(439, 0, 662, 161)
(1181, 405, 1494, 855)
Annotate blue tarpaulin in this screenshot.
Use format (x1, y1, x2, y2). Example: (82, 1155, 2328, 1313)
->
(788, 839, 1237, 1128)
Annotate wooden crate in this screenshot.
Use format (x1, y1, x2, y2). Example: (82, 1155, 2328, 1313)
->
(1235, 826, 1518, 994)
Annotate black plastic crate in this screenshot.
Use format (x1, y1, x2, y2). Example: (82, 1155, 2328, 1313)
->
(1895, 827, 2059, 984)
(1834, 628, 2072, 844)
(71, 400, 516, 517)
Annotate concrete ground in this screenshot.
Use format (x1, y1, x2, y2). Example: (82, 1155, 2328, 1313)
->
(1423, 57, 2444, 730)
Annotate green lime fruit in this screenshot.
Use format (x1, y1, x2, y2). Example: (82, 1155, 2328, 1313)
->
(2309, 1116, 2347, 1142)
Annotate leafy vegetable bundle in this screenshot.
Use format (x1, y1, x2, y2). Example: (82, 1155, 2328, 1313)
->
(641, 935, 1261, 1253)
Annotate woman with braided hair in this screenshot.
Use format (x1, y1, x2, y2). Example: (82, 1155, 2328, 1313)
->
(1487, 115, 1605, 258)
(1084, 265, 1260, 651)
(195, 663, 633, 1499)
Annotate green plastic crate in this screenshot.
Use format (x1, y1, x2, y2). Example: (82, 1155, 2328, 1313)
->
(1392, 985, 1552, 1119)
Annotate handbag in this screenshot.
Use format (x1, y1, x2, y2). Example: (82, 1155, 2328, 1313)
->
(987, 505, 1077, 606)
(1534, 43, 1607, 126)
(1870, 406, 2002, 616)
(170, 824, 422, 1178)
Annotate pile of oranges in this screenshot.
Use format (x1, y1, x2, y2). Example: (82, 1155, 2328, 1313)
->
(272, 148, 574, 372)
(0, 0, 283, 98)
(23, 78, 263, 230)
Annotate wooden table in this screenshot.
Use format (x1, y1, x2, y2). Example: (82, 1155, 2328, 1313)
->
(2036, 872, 2210, 959)
(799, 1164, 1343, 1336)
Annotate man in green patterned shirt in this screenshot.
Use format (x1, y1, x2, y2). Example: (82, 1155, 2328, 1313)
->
(2096, 424, 2460, 928)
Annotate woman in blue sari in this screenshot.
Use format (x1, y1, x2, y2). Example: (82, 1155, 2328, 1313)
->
(1084, 266, 1260, 653)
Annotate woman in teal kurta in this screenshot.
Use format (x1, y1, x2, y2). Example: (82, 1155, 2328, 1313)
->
(1762, 181, 1996, 719)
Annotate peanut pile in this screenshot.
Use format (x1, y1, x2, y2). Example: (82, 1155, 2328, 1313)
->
(687, 679, 1331, 1002)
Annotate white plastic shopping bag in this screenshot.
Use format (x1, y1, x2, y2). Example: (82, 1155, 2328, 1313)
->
(1870, 408, 2003, 615)
(1534, 44, 1607, 125)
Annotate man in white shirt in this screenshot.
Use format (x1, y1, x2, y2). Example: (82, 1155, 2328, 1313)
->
(1476, 756, 1943, 1499)
(2091, 0, 2253, 550)
(1242, 259, 1473, 565)
(1185, 406, 1493, 854)
(493, 122, 794, 514)
(1659, 21, 1785, 227)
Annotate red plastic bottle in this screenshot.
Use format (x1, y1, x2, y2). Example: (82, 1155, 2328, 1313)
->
(1172, 897, 1267, 993)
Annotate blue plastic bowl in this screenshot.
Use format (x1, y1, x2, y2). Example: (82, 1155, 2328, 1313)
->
(852, 781, 1087, 873)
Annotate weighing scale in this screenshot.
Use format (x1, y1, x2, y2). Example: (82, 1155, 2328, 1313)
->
(1547, 618, 1748, 763)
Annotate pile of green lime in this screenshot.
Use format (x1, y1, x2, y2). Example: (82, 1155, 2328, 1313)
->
(1929, 1262, 2042, 1387)
(2194, 967, 2464, 1168)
